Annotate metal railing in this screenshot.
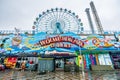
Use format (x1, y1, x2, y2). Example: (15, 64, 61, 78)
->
(0, 30, 120, 35)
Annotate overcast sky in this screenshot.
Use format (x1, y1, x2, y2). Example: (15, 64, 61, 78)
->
(0, 0, 120, 32)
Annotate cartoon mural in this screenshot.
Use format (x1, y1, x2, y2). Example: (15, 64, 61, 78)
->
(0, 32, 120, 56)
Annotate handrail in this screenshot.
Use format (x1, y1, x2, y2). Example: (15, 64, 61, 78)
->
(0, 30, 120, 35)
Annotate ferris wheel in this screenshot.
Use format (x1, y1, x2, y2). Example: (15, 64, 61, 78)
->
(33, 8, 84, 34)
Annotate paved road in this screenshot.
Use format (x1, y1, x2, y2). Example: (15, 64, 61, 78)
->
(0, 70, 120, 80)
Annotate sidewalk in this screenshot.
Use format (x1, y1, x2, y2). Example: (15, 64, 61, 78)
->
(0, 69, 120, 80)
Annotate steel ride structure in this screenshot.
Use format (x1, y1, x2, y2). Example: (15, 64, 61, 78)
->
(33, 8, 84, 34)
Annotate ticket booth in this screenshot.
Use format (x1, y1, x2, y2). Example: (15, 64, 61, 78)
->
(38, 57, 54, 73)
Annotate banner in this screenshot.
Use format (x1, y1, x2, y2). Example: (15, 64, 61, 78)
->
(4, 57, 17, 68)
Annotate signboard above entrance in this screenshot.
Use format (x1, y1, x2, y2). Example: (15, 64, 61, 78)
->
(0, 32, 120, 56)
(35, 35, 84, 47)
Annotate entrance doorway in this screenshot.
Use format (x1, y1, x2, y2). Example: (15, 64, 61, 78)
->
(109, 52, 120, 69)
(55, 58, 64, 70)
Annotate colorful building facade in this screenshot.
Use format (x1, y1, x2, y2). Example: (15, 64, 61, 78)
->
(1, 32, 120, 70)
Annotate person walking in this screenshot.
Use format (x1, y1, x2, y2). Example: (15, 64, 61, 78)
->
(21, 61, 26, 71)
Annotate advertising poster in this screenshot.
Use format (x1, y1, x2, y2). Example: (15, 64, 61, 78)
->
(104, 54, 113, 65)
(4, 57, 17, 68)
(98, 54, 106, 65)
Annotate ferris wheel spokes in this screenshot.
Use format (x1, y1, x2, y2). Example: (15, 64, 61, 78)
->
(33, 8, 84, 34)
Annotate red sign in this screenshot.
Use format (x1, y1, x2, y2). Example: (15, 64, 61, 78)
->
(4, 57, 17, 68)
(35, 36, 84, 47)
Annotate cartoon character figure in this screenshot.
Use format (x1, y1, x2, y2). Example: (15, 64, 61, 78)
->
(12, 37, 21, 46)
(12, 27, 22, 46)
(103, 38, 113, 47)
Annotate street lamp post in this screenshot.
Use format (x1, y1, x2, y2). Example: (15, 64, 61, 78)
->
(79, 46, 85, 78)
